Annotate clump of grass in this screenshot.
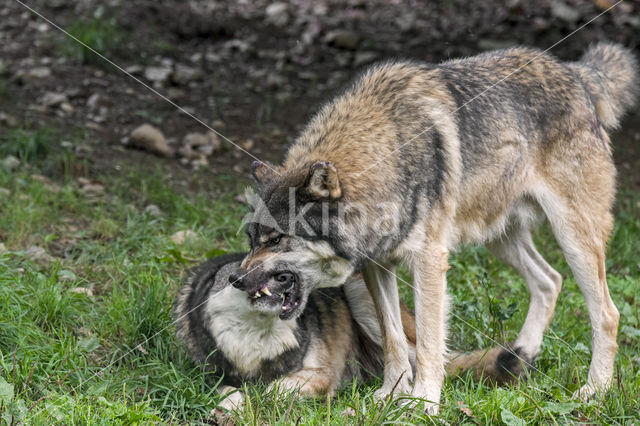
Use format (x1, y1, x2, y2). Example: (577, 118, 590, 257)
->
(58, 18, 125, 65)
(0, 146, 638, 423)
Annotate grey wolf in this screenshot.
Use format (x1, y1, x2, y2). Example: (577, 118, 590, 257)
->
(229, 43, 638, 413)
(174, 253, 508, 410)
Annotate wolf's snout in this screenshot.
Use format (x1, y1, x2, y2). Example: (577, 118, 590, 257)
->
(274, 272, 296, 288)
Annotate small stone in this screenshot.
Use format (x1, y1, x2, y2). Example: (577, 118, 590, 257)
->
(0, 112, 18, 128)
(170, 230, 197, 245)
(265, 2, 290, 27)
(197, 144, 215, 156)
(232, 164, 244, 173)
(143, 66, 172, 84)
(41, 92, 69, 108)
(25, 246, 56, 263)
(31, 174, 61, 193)
(22, 66, 52, 81)
(240, 139, 255, 151)
(551, 2, 580, 23)
(59, 102, 75, 113)
(172, 64, 204, 85)
(129, 124, 171, 157)
(82, 184, 105, 197)
(144, 204, 162, 217)
(125, 64, 144, 74)
(183, 132, 210, 147)
(0, 242, 6, 254)
(2, 155, 20, 171)
(353, 51, 378, 67)
(178, 144, 199, 160)
(77, 177, 91, 187)
(191, 156, 209, 169)
(0, 187, 10, 197)
(69, 287, 93, 297)
(324, 29, 359, 50)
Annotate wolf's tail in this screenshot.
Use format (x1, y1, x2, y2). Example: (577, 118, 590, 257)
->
(399, 306, 529, 384)
(570, 43, 638, 130)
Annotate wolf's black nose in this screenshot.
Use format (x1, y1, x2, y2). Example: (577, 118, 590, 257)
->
(274, 272, 295, 285)
(229, 271, 243, 288)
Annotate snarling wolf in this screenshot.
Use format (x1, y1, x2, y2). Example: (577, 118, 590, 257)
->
(231, 43, 638, 413)
(174, 254, 512, 410)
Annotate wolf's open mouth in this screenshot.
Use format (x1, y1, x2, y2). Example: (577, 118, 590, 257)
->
(247, 272, 301, 320)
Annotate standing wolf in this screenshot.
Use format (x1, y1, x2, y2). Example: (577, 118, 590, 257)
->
(232, 44, 637, 413)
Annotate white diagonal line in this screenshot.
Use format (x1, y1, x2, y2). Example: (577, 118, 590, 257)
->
(12, 0, 280, 176)
(354, 0, 624, 178)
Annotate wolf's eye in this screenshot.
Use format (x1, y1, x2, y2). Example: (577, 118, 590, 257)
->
(265, 235, 283, 247)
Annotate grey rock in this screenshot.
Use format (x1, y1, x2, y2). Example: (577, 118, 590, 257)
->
(353, 51, 378, 67)
(266, 2, 290, 27)
(172, 64, 204, 85)
(25, 246, 56, 263)
(2, 155, 20, 171)
(42, 92, 69, 108)
(129, 124, 171, 157)
(143, 66, 172, 84)
(0, 112, 18, 128)
(144, 204, 162, 217)
(324, 29, 359, 50)
(551, 2, 580, 23)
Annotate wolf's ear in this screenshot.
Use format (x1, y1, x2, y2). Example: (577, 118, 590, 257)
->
(251, 161, 275, 184)
(304, 161, 342, 199)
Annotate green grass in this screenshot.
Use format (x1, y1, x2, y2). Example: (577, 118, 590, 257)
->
(0, 129, 639, 424)
(57, 17, 125, 66)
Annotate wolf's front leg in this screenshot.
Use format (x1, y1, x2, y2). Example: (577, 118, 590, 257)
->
(362, 262, 413, 399)
(411, 244, 449, 415)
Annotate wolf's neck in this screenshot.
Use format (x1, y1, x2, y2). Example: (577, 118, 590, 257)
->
(205, 286, 300, 377)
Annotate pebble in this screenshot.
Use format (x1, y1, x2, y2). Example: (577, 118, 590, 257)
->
(81, 184, 105, 197)
(129, 124, 171, 157)
(0, 112, 18, 128)
(172, 64, 204, 85)
(25, 246, 56, 263)
(324, 29, 359, 50)
(170, 230, 197, 245)
(69, 287, 93, 297)
(41, 92, 68, 108)
(551, 2, 580, 23)
(0, 187, 10, 197)
(266, 2, 290, 27)
(2, 155, 20, 171)
(0, 242, 6, 254)
(143, 66, 172, 85)
(144, 204, 162, 217)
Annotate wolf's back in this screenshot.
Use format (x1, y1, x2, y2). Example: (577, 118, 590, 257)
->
(570, 43, 638, 129)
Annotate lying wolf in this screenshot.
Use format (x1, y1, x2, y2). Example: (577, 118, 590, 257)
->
(174, 253, 509, 410)
(230, 43, 638, 413)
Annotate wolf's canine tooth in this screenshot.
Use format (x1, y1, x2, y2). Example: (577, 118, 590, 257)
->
(261, 286, 272, 296)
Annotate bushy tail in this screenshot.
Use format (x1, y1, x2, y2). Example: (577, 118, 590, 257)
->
(399, 307, 529, 384)
(570, 43, 638, 129)
(446, 346, 531, 385)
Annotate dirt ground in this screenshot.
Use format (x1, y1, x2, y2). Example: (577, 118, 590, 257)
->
(1, 0, 639, 192)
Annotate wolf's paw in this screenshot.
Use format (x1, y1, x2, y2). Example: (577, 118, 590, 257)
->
(217, 390, 245, 411)
(373, 377, 412, 402)
(572, 383, 606, 402)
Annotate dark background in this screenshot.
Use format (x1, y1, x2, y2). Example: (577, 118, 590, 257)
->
(1, 0, 639, 193)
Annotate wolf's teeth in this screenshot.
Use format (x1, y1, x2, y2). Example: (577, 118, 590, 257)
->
(281, 306, 287, 311)
(261, 287, 272, 296)
(253, 292, 261, 298)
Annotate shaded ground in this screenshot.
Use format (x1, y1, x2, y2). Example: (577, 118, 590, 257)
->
(1, 0, 639, 192)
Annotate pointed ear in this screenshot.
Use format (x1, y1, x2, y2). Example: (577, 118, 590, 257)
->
(251, 161, 275, 184)
(305, 161, 342, 199)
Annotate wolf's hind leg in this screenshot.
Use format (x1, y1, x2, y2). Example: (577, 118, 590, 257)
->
(486, 227, 562, 377)
(541, 200, 619, 400)
(362, 262, 412, 398)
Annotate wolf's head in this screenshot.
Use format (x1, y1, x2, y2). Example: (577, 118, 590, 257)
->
(230, 160, 354, 320)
